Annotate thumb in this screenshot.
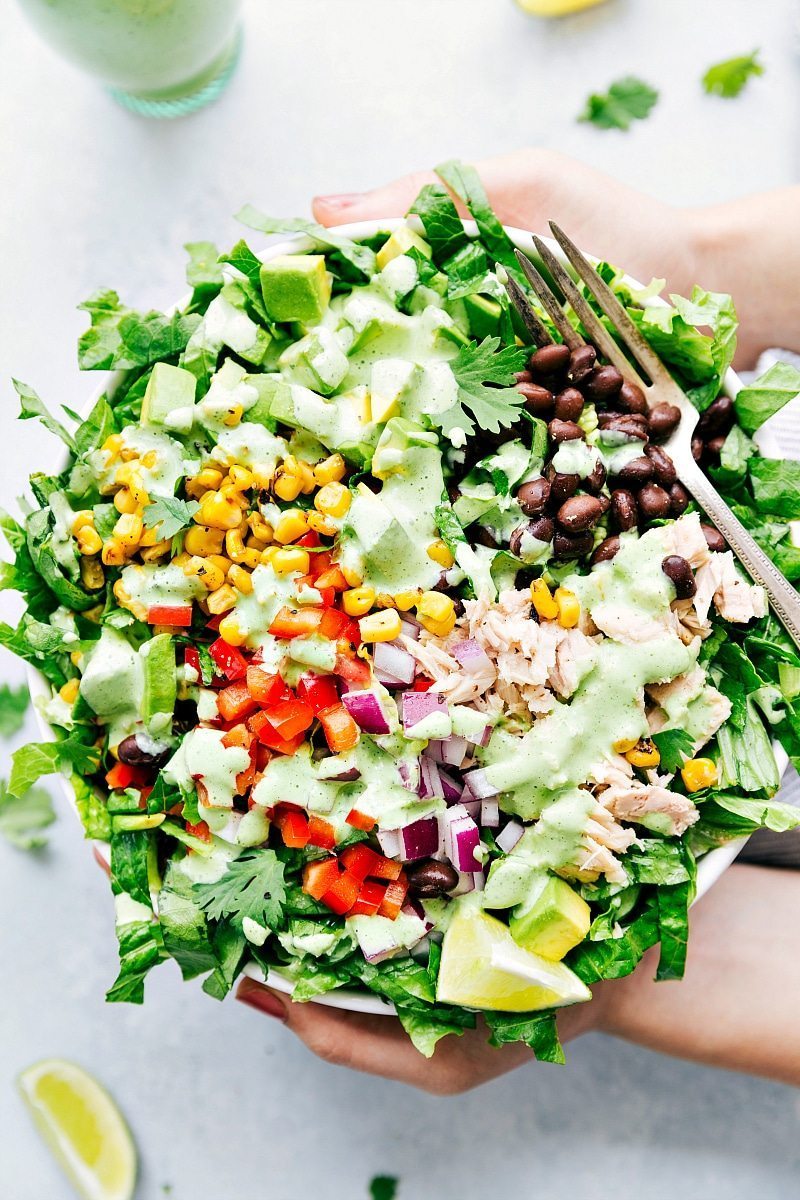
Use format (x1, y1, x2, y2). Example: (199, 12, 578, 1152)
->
(312, 170, 438, 227)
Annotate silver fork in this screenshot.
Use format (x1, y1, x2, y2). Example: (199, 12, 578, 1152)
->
(504, 224, 800, 652)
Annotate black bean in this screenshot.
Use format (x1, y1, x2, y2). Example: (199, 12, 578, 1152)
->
(648, 403, 682, 441)
(669, 481, 690, 516)
(618, 380, 648, 415)
(645, 444, 678, 487)
(518, 382, 554, 416)
(474, 527, 499, 549)
(517, 477, 551, 516)
(529, 343, 570, 379)
(553, 530, 594, 560)
(661, 555, 697, 599)
(407, 860, 460, 898)
(591, 535, 621, 565)
(568, 343, 597, 383)
(553, 387, 584, 423)
(705, 434, 726, 457)
(637, 482, 672, 521)
(583, 459, 607, 494)
(509, 518, 554, 556)
(556, 495, 604, 533)
(546, 465, 580, 506)
(514, 369, 533, 385)
(582, 364, 624, 401)
(597, 412, 648, 441)
(614, 455, 654, 487)
(702, 523, 726, 553)
(691, 436, 704, 463)
(117, 735, 168, 769)
(610, 488, 638, 531)
(697, 394, 734, 439)
(548, 418, 584, 443)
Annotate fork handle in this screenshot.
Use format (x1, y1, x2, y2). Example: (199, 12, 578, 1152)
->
(680, 461, 800, 652)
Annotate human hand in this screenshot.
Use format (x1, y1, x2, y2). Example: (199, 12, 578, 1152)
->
(235, 977, 601, 1094)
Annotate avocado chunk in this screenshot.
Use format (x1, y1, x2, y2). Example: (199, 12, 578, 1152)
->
(141, 363, 196, 435)
(376, 224, 433, 271)
(141, 633, 177, 735)
(464, 293, 503, 339)
(259, 254, 331, 325)
(509, 875, 591, 962)
(369, 358, 419, 424)
(279, 328, 349, 396)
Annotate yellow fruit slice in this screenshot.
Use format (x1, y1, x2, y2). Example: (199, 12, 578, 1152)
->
(17, 1059, 136, 1200)
(515, 0, 606, 15)
(437, 898, 591, 1012)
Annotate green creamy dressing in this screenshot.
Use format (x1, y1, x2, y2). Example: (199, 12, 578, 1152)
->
(210, 423, 287, 471)
(120, 563, 206, 612)
(79, 627, 144, 746)
(339, 446, 445, 594)
(163, 727, 249, 810)
(196, 360, 260, 434)
(482, 527, 698, 832)
(49, 492, 80, 579)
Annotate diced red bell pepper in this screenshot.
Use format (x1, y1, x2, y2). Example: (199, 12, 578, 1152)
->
(217, 682, 259, 724)
(221, 723, 254, 751)
(378, 876, 409, 920)
(321, 871, 361, 915)
(346, 808, 376, 832)
(184, 646, 201, 676)
(266, 698, 314, 741)
(335, 650, 371, 689)
(297, 672, 339, 714)
(246, 665, 290, 706)
(248, 710, 305, 755)
(147, 604, 193, 627)
(412, 675, 434, 691)
(318, 703, 360, 753)
(339, 843, 383, 881)
(319, 608, 351, 641)
(185, 819, 212, 843)
(105, 761, 149, 790)
(350, 880, 386, 916)
(310, 551, 333, 578)
(368, 855, 404, 882)
(302, 857, 341, 900)
(296, 530, 321, 549)
(274, 807, 309, 848)
(307, 815, 337, 850)
(315, 565, 348, 592)
(209, 637, 248, 682)
(268, 606, 324, 640)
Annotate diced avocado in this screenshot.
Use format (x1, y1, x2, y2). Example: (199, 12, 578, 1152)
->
(141, 633, 177, 731)
(279, 328, 349, 396)
(270, 382, 370, 463)
(464, 293, 503, 339)
(259, 255, 331, 325)
(371, 417, 438, 479)
(376, 225, 433, 271)
(436, 321, 472, 349)
(509, 875, 591, 962)
(369, 359, 419, 424)
(245, 375, 285, 429)
(141, 363, 196, 435)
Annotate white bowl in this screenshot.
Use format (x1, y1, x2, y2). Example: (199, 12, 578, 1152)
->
(27, 217, 788, 1016)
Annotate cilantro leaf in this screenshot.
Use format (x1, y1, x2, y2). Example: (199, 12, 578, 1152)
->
(652, 728, 695, 774)
(193, 849, 287, 929)
(436, 337, 527, 444)
(734, 360, 800, 434)
(13, 379, 76, 450)
(369, 1177, 399, 1200)
(702, 50, 763, 99)
(77, 290, 200, 372)
(0, 683, 29, 737)
(579, 76, 659, 131)
(0, 779, 56, 850)
(143, 497, 200, 541)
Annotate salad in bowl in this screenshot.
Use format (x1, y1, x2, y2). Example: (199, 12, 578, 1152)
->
(5, 161, 800, 1061)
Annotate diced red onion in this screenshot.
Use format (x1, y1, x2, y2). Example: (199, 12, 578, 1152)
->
(471, 871, 486, 892)
(418, 755, 444, 799)
(398, 759, 419, 791)
(399, 614, 421, 638)
(496, 820, 524, 853)
(376, 828, 402, 859)
(402, 898, 433, 930)
(440, 804, 481, 871)
(451, 871, 476, 896)
(461, 799, 481, 821)
(402, 690, 448, 733)
(438, 768, 462, 804)
(452, 638, 493, 674)
(342, 690, 391, 734)
(426, 736, 468, 767)
(480, 799, 500, 828)
(325, 766, 361, 782)
(399, 816, 440, 861)
(373, 641, 415, 685)
(463, 767, 498, 799)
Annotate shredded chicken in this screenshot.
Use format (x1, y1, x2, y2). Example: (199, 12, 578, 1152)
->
(590, 603, 671, 645)
(664, 512, 712, 569)
(598, 778, 699, 837)
(694, 550, 767, 625)
(647, 665, 706, 711)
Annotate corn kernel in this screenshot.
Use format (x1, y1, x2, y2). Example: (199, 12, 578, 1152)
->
(102, 540, 129, 567)
(313, 454, 346, 486)
(184, 555, 226, 591)
(343, 586, 376, 617)
(228, 565, 253, 594)
(625, 739, 661, 770)
(273, 510, 309, 545)
(172, 552, 191, 569)
(70, 650, 83, 667)
(197, 491, 244, 530)
(119, 446, 139, 463)
(76, 526, 103, 556)
(394, 590, 421, 612)
(113, 488, 138, 515)
(427, 539, 455, 569)
(315, 482, 351, 518)
(418, 591, 455, 625)
(247, 512, 273, 542)
(272, 547, 311, 575)
(681, 757, 718, 793)
(531, 578, 559, 621)
(140, 450, 158, 469)
(206, 584, 238, 615)
(298, 462, 317, 494)
(138, 525, 161, 548)
(421, 613, 457, 638)
(220, 485, 249, 510)
(140, 541, 171, 563)
(71, 511, 94, 534)
(306, 512, 338, 537)
(114, 462, 141, 487)
(82, 604, 104, 623)
(222, 404, 243, 427)
(114, 513, 143, 548)
(375, 593, 395, 609)
(184, 525, 225, 556)
(186, 468, 225, 499)
(250, 466, 273, 491)
(112, 578, 146, 619)
(246, 535, 268, 552)
(59, 678, 80, 704)
(217, 614, 247, 647)
(207, 554, 232, 575)
(359, 610, 402, 642)
(102, 434, 123, 459)
(228, 465, 253, 492)
(555, 586, 580, 629)
(341, 564, 363, 588)
(613, 736, 639, 754)
(79, 556, 105, 590)
(273, 471, 303, 503)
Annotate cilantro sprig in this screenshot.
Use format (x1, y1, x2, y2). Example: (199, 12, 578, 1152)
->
(435, 336, 527, 445)
(143, 497, 200, 542)
(0, 779, 55, 850)
(702, 51, 763, 99)
(193, 849, 287, 929)
(579, 76, 659, 131)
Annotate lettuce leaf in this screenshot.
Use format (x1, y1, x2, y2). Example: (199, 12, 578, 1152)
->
(78, 290, 200, 371)
(734, 360, 800, 434)
(235, 208, 376, 280)
(485, 1010, 565, 1063)
(435, 160, 518, 271)
(13, 379, 76, 450)
(408, 183, 468, 263)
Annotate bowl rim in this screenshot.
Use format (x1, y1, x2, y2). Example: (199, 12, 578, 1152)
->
(26, 215, 787, 1016)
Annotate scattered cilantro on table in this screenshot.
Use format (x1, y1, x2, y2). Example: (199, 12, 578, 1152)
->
(0, 779, 55, 850)
(369, 1176, 399, 1200)
(578, 76, 659, 131)
(0, 682, 30, 737)
(702, 50, 763, 99)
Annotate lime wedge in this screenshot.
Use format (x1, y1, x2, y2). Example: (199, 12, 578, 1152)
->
(17, 1059, 137, 1200)
(437, 898, 591, 1012)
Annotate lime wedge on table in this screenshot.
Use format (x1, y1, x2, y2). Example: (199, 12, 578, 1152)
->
(17, 1059, 136, 1200)
(437, 899, 591, 1012)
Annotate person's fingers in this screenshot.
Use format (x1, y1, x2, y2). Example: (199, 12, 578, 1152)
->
(235, 978, 533, 1093)
(312, 170, 438, 226)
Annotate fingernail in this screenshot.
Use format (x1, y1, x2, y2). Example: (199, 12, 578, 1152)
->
(235, 979, 288, 1021)
(314, 192, 363, 211)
